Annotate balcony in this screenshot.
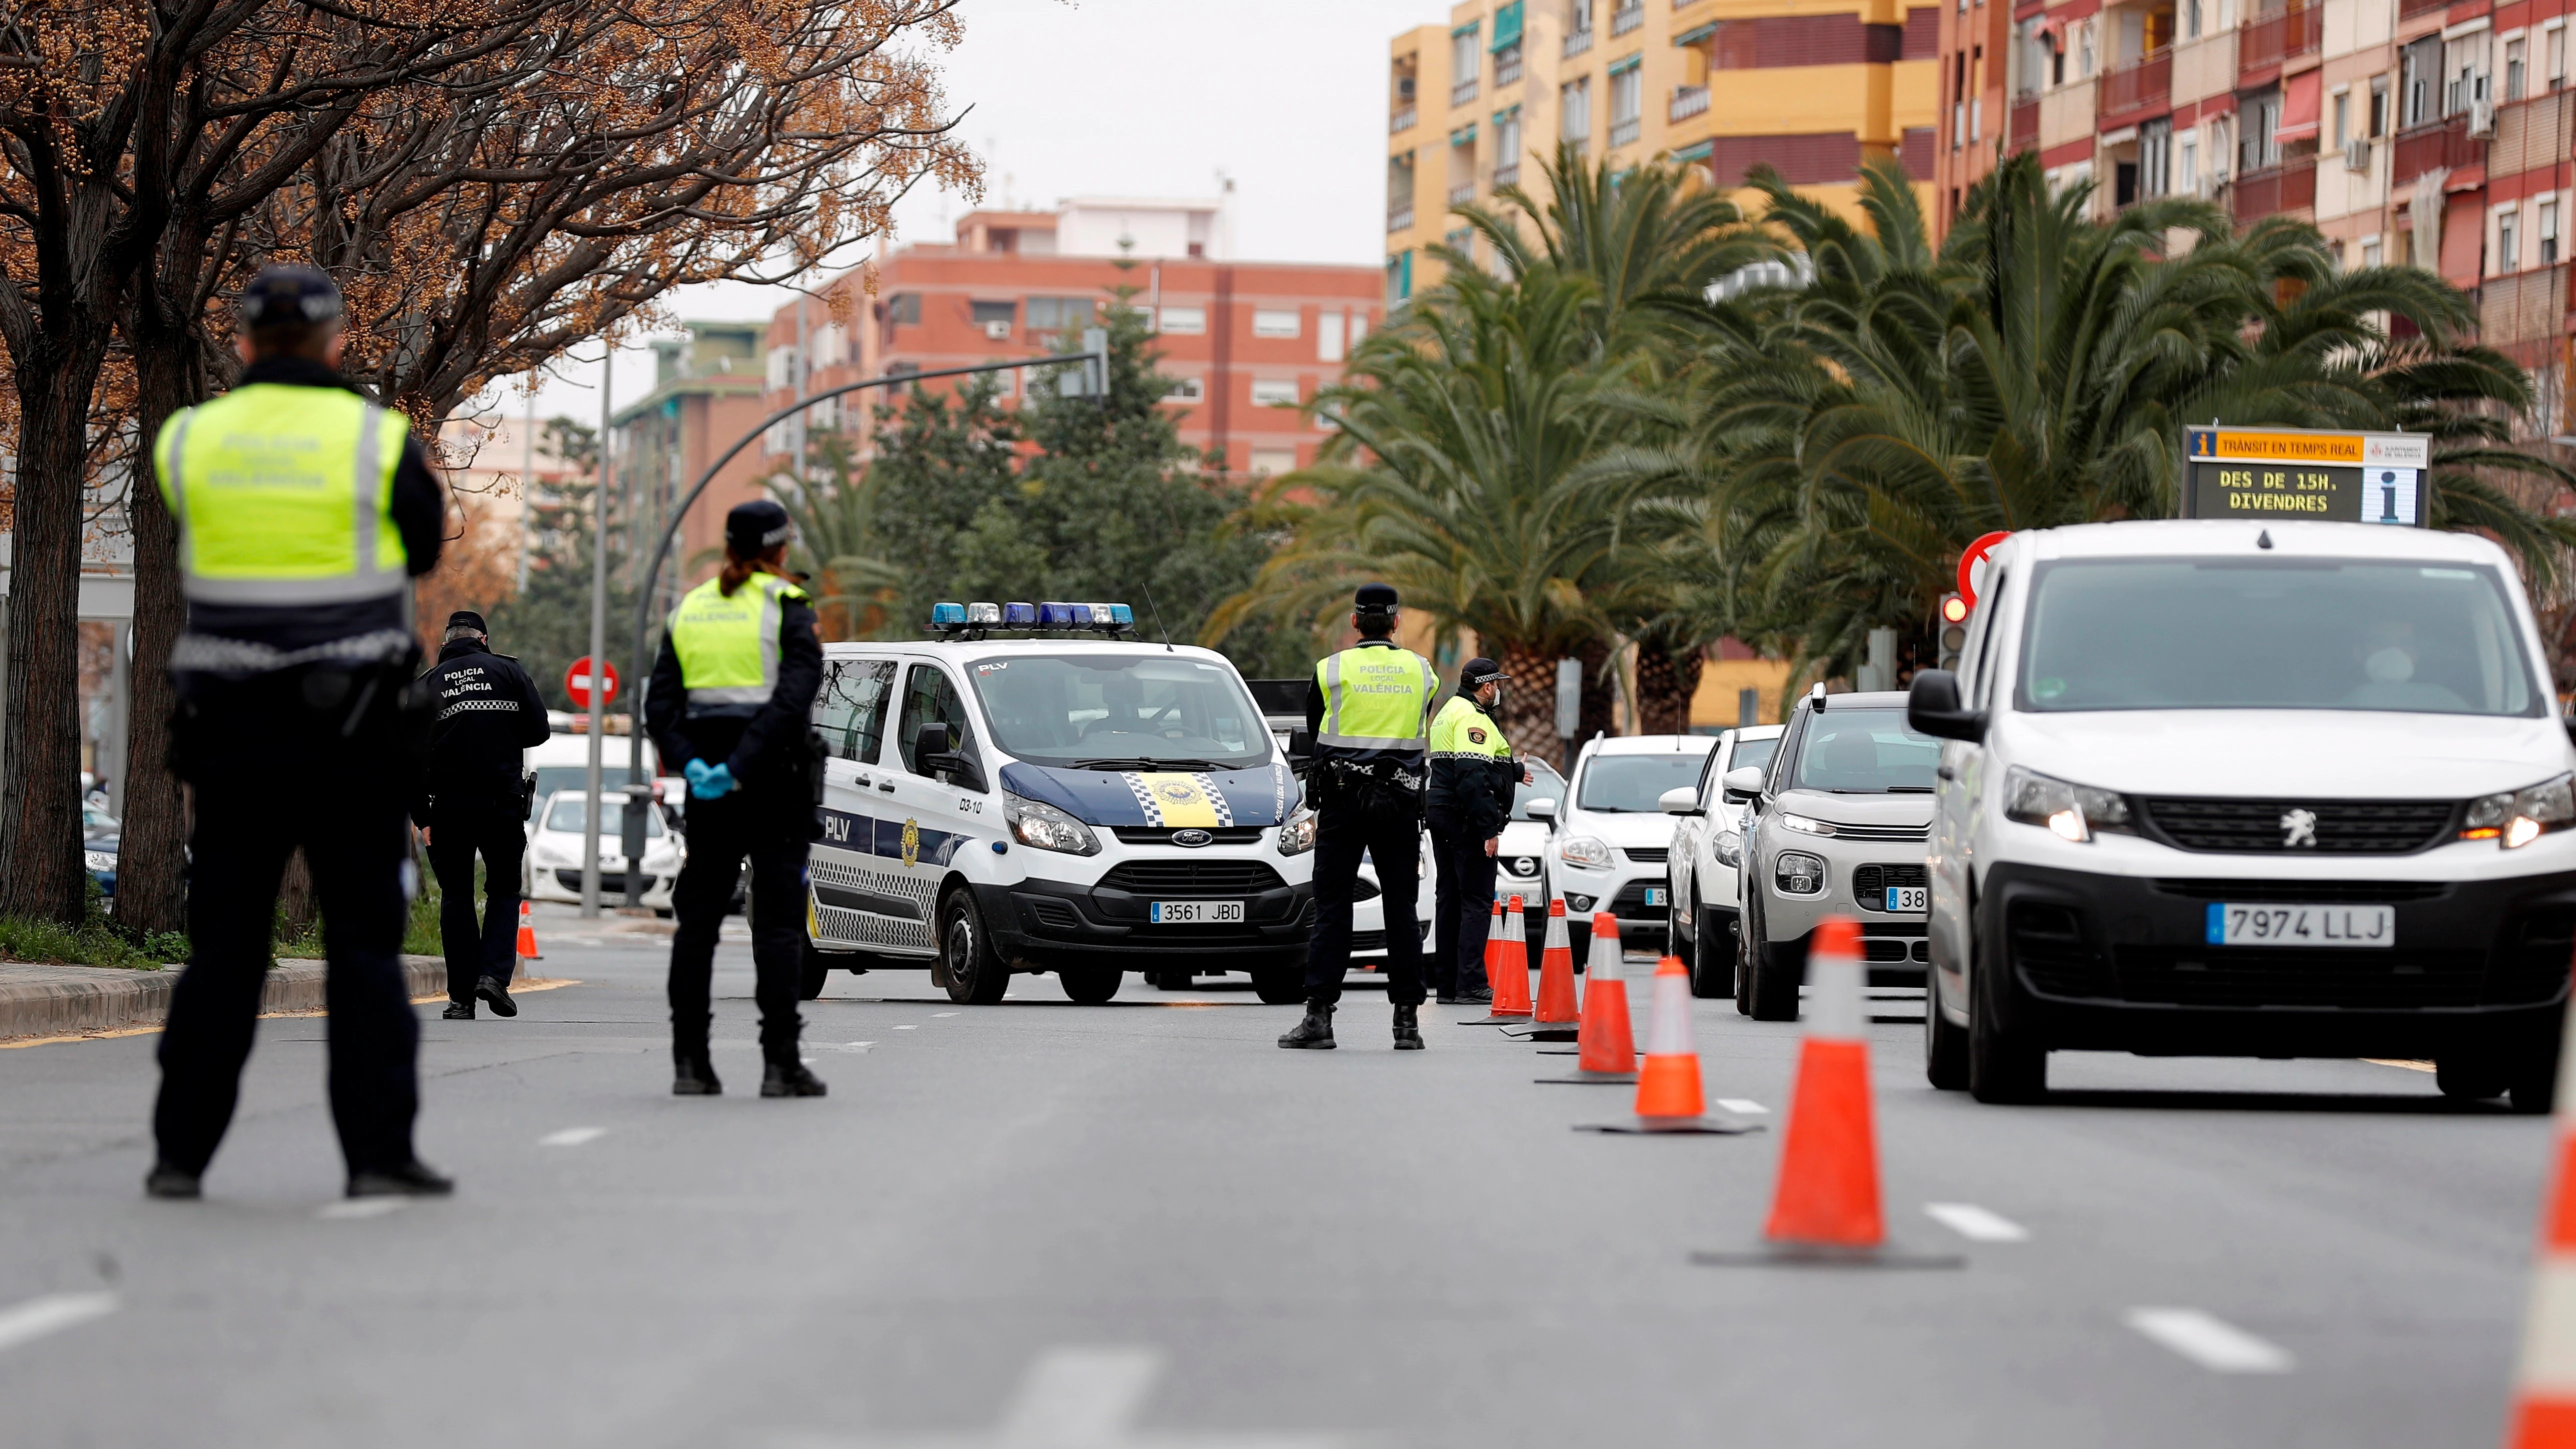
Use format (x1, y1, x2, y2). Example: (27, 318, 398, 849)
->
(2238, 4, 2320, 78)
(1494, 160, 1522, 188)
(1672, 85, 1710, 122)
(1610, 116, 1642, 147)
(1452, 77, 1480, 106)
(1496, 51, 1522, 86)
(2097, 50, 2173, 126)
(1564, 27, 1594, 57)
(1612, 2, 1644, 36)
(1388, 206, 1415, 233)
(2012, 97, 2040, 152)
(1391, 106, 1416, 134)
(1449, 182, 1476, 204)
(2230, 156, 2317, 220)
(2398, 0, 2446, 18)
(2390, 112, 2480, 189)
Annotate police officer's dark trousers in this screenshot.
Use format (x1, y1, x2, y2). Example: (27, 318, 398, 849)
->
(428, 802, 526, 1002)
(1302, 800, 1426, 1006)
(154, 670, 420, 1177)
(1426, 814, 1496, 997)
(668, 786, 806, 1065)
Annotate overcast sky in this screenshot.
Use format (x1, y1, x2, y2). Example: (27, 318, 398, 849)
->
(508, 0, 1444, 426)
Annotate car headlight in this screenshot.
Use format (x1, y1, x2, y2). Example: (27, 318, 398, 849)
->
(1715, 831, 1742, 868)
(84, 850, 114, 872)
(1003, 792, 1100, 856)
(1276, 806, 1318, 856)
(2002, 765, 2134, 844)
(2465, 774, 2576, 848)
(1776, 812, 1838, 838)
(1774, 850, 1825, 895)
(1559, 834, 1612, 868)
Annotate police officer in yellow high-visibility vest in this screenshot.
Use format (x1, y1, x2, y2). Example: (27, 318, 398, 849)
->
(644, 498, 826, 1098)
(1426, 658, 1529, 1004)
(144, 265, 451, 1202)
(1280, 583, 1440, 1051)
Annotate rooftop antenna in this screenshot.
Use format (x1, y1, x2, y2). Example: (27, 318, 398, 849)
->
(1140, 582, 1176, 652)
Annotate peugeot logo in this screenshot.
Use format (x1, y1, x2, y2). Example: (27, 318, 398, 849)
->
(1171, 828, 1214, 848)
(2279, 808, 2319, 849)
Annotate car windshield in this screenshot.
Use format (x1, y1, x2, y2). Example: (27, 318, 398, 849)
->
(543, 796, 664, 836)
(1576, 750, 1714, 812)
(967, 654, 1270, 770)
(1728, 736, 1780, 776)
(2018, 558, 2542, 716)
(1511, 760, 1567, 820)
(1790, 710, 1940, 792)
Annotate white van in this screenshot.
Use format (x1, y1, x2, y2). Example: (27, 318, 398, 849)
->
(804, 607, 1317, 1005)
(1908, 520, 2576, 1110)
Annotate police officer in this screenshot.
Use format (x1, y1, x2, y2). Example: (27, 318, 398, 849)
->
(1426, 658, 1528, 1006)
(1279, 583, 1440, 1052)
(644, 498, 826, 1098)
(145, 264, 451, 1201)
(415, 610, 550, 1020)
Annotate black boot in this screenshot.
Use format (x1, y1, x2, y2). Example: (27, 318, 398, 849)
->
(476, 976, 517, 1018)
(442, 1000, 474, 1020)
(1393, 1004, 1424, 1050)
(144, 1162, 202, 1200)
(673, 1053, 722, 1096)
(762, 1060, 828, 1097)
(346, 1160, 455, 1198)
(1277, 1000, 1336, 1050)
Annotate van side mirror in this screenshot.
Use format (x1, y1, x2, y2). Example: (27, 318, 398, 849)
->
(1287, 730, 1314, 760)
(1658, 786, 1700, 816)
(1524, 796, 1557, 821)
(914, 722, 961, 776)
(1908, 669, 1987, 744)
(1722, 766, 1765, 802)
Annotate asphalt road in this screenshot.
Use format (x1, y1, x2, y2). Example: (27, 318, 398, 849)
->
(0, 902, 2554, 1448)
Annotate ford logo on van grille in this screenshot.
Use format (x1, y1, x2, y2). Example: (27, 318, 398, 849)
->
(1171, 828, 1214, 848)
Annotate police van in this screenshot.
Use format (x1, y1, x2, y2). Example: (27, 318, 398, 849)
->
(801, 602, 1318, 1005)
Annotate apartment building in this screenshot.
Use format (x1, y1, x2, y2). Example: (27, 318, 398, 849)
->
(1386, 0, 1941, 305)
(608, 323, 772, 612)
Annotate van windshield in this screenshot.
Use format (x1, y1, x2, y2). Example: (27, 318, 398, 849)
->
(2018, 558, 2542, 716)
(1577, 748, 1714, 812)
(967, 654, 1270, 770)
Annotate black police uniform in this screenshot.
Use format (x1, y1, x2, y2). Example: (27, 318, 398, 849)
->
(642, 526, 824, 1092)
(149, 287, 450, 1194)
(415, 622, 550, 1014)
(1426, 689, 1519, 1000)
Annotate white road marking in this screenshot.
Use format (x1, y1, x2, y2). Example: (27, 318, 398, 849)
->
(760, 1343, 1346, 1446)
(317, 1198, 410, 1220)
(932, 1012, 960, 1018)
(540, 1127, 606, 1147)
(2126, 1308, 2292, 1372)
(0, 1292, 116, 1355)
(1924, 1202, 2030, 1242)
(1714, 1098, 1768, 1114)
(811, 1041, 875, 1053)
(894, 1024, 920, 1030)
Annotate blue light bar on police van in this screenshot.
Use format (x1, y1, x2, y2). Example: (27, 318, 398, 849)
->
(967, 602, 1002, 626)
(928, 602, 968, 630)
(1037, 602, 1079, 628)
(1108, 604, 1135, 629)
(1004, 602, 1038, 627)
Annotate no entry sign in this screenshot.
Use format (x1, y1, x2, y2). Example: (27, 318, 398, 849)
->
(566, 656, 619, 709)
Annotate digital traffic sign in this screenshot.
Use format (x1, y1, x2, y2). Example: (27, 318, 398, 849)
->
(2182, 427, 2430, 526)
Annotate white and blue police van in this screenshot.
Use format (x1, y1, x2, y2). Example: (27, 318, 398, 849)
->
(800, 600, 1326, 1005)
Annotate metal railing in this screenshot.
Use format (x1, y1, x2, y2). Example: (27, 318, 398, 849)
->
(1611, 2, 1644, 36)
(2391, 112, 2478, 188)
(2238, 4, 2321, 74)
(2230, 156, 2317, 220)
(1564, 27, 1594, 56)
(1494, 160, 1522, 188)
(1388, 206, 1415, 232)
(1671, 85, 1710, 121)
(1496, 52, 1523, 86)
(1610, 116, 1641, 146)
(1452, 77, 1480, 106)
(2098, 49, 2172, 122)
(2011, 98, 2040, 152)
(1448, 182, 1476, 204)
(1391, 106, 1416, 134)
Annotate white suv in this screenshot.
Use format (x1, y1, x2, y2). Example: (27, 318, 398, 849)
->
(1540, 734, 1718, 950)
(1910, 520, 2576, 1108)
(1664, 725, 1784, 998)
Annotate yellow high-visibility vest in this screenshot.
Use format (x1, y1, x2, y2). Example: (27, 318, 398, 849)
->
(1428, 694, 1511, 761)
(154, 384, 408, 605)
(1312, 644, 1438, 758)
(669, 572, 810, 711)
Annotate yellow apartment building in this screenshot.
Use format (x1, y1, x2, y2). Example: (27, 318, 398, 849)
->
(1386, 0, 1942, 302)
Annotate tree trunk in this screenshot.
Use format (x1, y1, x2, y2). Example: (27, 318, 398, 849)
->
(278, 848, 319, 944)
(1635, 639, 1704, 736)
(0, 330, 112, 923)
(1492, 639, 1563, 766)
(1572, 636, 1616, 754)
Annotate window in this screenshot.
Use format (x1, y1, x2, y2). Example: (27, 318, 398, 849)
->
(2502, 208, 2521, 272)
(2369, 74, 2388, 137)
(1494, 109, 1523, 183)
(1252, 308, 1300, 338)
(544, 796, 666, 837)
(2186, 0, 2200, 38)
(1163, 376, 1204, 402)
(1452, 26, 1479, 86)
(2078, 19, 2094, 78)
(2178, 135, 2198, 193)
(1250, 378, 1300, 407)
(1578, 750, 1719, 812)
(766, 345, 798, 392)
(1494, 40, 1524, 86)
(2140, 118, 2171, 198)
(1560, 78, 1590, 144)
(2544, 200, 2560, 264)
(1351, 312, 1370, 345)
(1608, 62, 1644, 147)
(2331, 90, 2349, 152)
(1158, 306, 1206, 335)
(2050, 34, 2066, 86)
(2363, 236, 2382, 267)
(1318, 311, 1346, 362)
(2510, 36, 2528, 100)
(1248, 448, 1297, 478)
(2402, 38, 2440, 126)
(2552, 24, 2568, 88)
(1026, 297, 1094, 331)
(1567, 0, 1591, 38)
(970, 300, 1015, 329)
(2241, 90, 2280, 170)
(815, 660, 896, 762)
(885, 292, 921, 326)
(896, 664, 984, 785)
(1386, 250, 1412, 307)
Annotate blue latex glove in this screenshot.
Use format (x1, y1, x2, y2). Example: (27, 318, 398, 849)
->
(682, 759, 713, 792)
(690, 762, 738, 800)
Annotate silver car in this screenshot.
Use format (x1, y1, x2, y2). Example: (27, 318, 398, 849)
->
(1664, 725, 1785, 998)
(1736, 689, 1940, 1020)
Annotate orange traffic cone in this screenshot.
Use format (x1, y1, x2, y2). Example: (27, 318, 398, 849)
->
(2504, 1012, 2576, 1444)
(1577, 954, 1754, 1133)
(1694, 916, 1958, 1266)
(516, 900, 542, 962)
(1508, 898, 1583, 1040)
(1537, 912, 1636, 1085)
(1480, 896, 1534, 1022)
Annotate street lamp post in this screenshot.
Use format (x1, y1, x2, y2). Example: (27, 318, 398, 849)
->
(612, 342, 1108, 907)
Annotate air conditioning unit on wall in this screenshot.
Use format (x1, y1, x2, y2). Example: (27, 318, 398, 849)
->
(2344, 137, 2373, 171)
(2471, 98, 2497, 136)
(982, 320, 1012, 340)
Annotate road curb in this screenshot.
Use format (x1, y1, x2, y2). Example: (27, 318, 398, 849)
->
(0, 955, 450, 1041)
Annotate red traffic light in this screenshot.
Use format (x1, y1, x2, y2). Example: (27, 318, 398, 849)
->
(1940, 594, 1970, 624)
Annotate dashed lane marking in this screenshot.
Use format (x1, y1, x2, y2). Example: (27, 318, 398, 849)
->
(540, 1127, 606, 1147)
(810, 1041, 876, 1053)
(932, 1012, 960, 1018)
(1924, 1202, 2030, 1242)
(0, 1292, 116, 1355)
(1714, 1098, 1768, 1114)
(893, 1024, 919, 1030)
(2126, 1308, 2292, 1372)
(316, 1198, 410, 1221)
(764, 1344, 1345, 1447)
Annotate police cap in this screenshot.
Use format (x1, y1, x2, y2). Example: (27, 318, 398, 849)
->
(1352, 582, 1400, 616)
(444, 610, 488, 641)
(1460, 656, 1508, 688)
(725, 498, 794, 557)
(238, 264, 343, 329)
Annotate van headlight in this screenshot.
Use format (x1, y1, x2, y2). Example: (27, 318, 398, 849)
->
(1004, 793, 1099, 856)
(84, 850, 115, 872)
(1774, 851, 1825, 895)
(1558, 834, 1612, 868)
(2465, 774, 2576, 848)
(1274, 806, 1318, 856)
(2003, 766, 2134, 844)
(1715, 831, 1742, 867)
